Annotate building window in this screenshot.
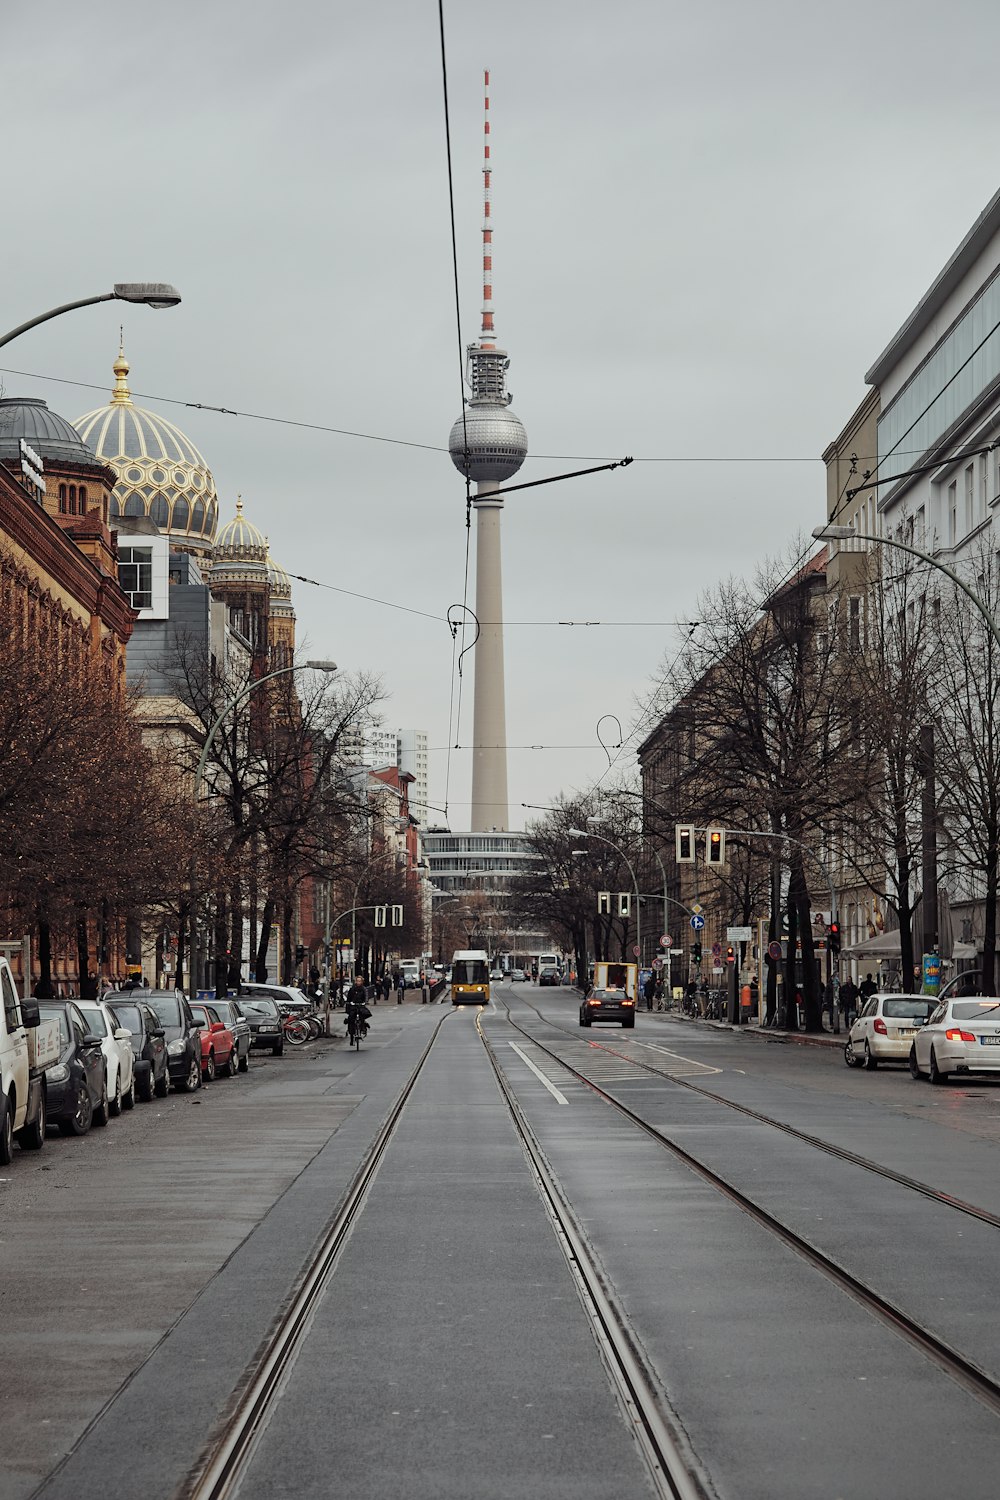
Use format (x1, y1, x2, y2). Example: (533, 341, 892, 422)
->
(848, 596, 861, 653)
(118, 546, 154, 609)
(948, 481, 957, 545)
(68, 484, 77, 515)
(966, 464, 974, 534)
(58, 484, 67, 514)
(78, 485, 87, 513)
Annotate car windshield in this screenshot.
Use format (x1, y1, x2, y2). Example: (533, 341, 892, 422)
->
(241, 997, 279, 1018)
(883, 999, 937, 1020)
(953, 1000, 1000, 1020)
(38, 1005, 70, 1045)
(149, 996, 183, 1026)
(78, 1007, 108, 1036)
(110, 1005, 142, 1035)
(592, 989, 623, 1000)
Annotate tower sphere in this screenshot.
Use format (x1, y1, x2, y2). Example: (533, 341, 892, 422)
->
(448, 403, 528, 484)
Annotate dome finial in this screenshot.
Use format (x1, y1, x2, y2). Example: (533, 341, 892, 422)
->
(236, 494, 243, 514)
(111, 338, 132, 406)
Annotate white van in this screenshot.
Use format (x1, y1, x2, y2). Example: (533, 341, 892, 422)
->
(398, 961, 421, 989)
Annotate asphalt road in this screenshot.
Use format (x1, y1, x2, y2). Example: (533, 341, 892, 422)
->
(4, 985, 1000, 1499)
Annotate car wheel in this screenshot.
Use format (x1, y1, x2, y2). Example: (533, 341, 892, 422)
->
(623, 1017, 635, 1029)
(177, 1053, 201, 1093)
(61, 1083, 93, 1136)
(109, 1073, 123, 1117)
(0, 1094, 14, 1166)
(154, 1065, 170, 1098)
(909, 1045, 923, 1080)
(203, 1052, 216, 1083)
(17, 1087, 45, 1150)
(844, 1039, 858, 1068)
(222, 1046, 238, 1078)
(121, 1074, 135, 1110)
(272, 1041, 284, 1057)
(93, 1076, 110, 1126)
(238, 1049, 249, 1072)
(929, 1047, 948, 1085)
(138, 1064, 155, 1102)
(863, 1041, 878, 1071)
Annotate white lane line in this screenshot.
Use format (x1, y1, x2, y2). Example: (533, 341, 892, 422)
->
(508, 1042, 569, 1104)
(633, 1040, 722, 1076)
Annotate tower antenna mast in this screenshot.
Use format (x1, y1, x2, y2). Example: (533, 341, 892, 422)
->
(481, 68, 495, 349)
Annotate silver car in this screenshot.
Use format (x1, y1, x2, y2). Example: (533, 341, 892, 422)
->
(910, 997, 1000, 1082)
(844, 993, 937, 1070)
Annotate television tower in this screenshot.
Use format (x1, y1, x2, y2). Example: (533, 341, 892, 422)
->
(448, 70, 528, 832)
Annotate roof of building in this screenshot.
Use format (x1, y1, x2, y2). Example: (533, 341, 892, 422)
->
(0, 396, 109, 472)
(73, 346, 218, 548)
(865, 185, 1000, 387)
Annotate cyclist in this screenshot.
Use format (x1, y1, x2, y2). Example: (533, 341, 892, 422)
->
(344, 978, 371, 1043)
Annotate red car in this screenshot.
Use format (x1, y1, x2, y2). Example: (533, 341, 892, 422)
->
(189, 1003, 239, 1082)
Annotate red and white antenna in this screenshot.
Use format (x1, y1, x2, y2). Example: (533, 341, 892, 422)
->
(480, 68, 495, 348)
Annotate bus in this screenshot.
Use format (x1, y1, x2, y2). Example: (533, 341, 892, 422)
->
(451, 949, 490, 1006)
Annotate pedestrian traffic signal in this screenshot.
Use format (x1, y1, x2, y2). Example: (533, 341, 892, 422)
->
(675, 825, 694, 863)
(692, 940, 702, 963)
(391, 905, 403, 926)
(828, 921, 840, 956)
(295, 944, 306, 964)
(726, 944, 735, 963)
(374, 905, 387, 927)
(706, 828, 727, 867)
(597, 891, 611, 915)
(617, 893, 631, 918)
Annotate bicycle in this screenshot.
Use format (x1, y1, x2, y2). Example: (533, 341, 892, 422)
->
(280, 1010, 311, 1046)
(346, 1009, 369, 1050)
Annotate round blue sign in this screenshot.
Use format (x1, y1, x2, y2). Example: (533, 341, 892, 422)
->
(690, 914, 705, 930)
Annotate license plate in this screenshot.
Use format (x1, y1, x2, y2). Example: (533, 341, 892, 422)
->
(979, 1035, 1000, 1045)
(897, 1028, 916, 1037)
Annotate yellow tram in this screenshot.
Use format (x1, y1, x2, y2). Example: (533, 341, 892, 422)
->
(450, 949, 491, 1005)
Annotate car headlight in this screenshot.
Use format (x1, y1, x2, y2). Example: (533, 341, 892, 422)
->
(167, 1039, 186, 1056)
(47, 1063, 69, 1083)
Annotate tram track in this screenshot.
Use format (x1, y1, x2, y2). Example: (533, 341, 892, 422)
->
(180, 1011, 452, 1500)
(490, 995, 1000, 1424)
(513, 997, 1000, 1232)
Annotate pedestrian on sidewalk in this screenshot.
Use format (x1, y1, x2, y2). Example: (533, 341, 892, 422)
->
(821, 979, 835, 1031)
(382, 973, 392, 1004)
(395, 971, 405, 1004)
(643, 971, 656, 1011)
(839, 977, 858, 1029)
(859, 972, 878, 1002)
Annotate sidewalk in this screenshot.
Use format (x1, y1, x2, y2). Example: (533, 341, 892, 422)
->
(648, 1006, 844, 1050)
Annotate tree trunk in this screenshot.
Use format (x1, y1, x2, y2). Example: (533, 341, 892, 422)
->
(765, 863, 779, 1025)
(176, 900, 188, 995)
(983, 824, 998, 997)
(255, 896, 275, 982)
(214, 892, 228, 998)
(228, 880, 243, 991)
(77, 908, 97, 998)
(783, 884, 798, 1030)
(281, 900, 293, 985)
(36, 916, 53, 998)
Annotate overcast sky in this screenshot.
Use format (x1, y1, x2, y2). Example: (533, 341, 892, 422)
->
(7, 0, 1000, 828)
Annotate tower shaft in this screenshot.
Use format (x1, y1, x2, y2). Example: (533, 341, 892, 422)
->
(471, 481, 507, 831)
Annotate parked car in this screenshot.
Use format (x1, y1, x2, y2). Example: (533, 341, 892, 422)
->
(910, 997, 1000, 1082)
(538, 967, 560, 987)
(136, 991, 203, 1092)
(76, 1000, 135, 1114)
(0, 958, 55, 1160)
(579, 986, 636, 1029)
(36, 1000, 108, 1135)
(844, 993, 937, 1070)
(206, 998, 251, 1072)
(189, 1003, 239, 1081)
(241, 982, 312, 1012)
(238, 993, 284, 1055)
(104, 998, 169, 1100)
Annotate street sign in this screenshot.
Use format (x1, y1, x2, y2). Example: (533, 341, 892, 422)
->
(711, 941, 722, 958)
(691, 903, 703, 915)
(660, 933, 671, 946)
(712, 965, 723, 974)
(690, 914, 705, 931)
(632, 944, 640, 957)
(767, 940, 782, 961)
(653, 957, 664, 968)
(727, 926, 753, 942)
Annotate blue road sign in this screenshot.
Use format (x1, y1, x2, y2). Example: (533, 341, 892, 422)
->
(690, 914, 705, 930)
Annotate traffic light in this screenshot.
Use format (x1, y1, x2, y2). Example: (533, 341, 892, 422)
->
(675, 825, 694, 863)
(295, 944, 306, 965)
(828, 921, 840, 956)
(726, 944, 735, 964)
(617, 893, 631, 918)
(392, 905, 404, 926)
(706, 828, 727, 867)
(692, 940, 702, 964)
(374, 905, 387, 927)
(597, 891, 611, 915)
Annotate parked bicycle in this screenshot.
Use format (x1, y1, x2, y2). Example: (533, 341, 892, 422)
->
(279, 1008, 311, 1046)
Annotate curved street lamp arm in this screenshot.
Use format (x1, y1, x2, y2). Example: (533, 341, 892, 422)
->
(0, 293, 116, 350)
(850, 531, 1000, 651)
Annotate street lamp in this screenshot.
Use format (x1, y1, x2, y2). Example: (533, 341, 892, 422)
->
(569, 827, 642, 969)
(189, 659, 337, 999)
(0, 284, 182, 350)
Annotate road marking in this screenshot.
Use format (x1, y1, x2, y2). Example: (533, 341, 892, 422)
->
(633, 1040, 722, 1075)
(508, 1042, 569, 1103)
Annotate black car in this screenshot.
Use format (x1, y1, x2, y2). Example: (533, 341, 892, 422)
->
(135, 991, 203, 1092)
(538, 967, 560, 987)
(238, 994, 284, 1055)
(207, 998, 251, 1072)
(37, 1000, 109, 1135)
(105, 998, 169, 1101)
(579, 987, 636, 1029)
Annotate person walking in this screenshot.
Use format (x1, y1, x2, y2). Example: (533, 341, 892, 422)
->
(839, 977, 858, 1029)
(859, 972, 878, 1002)
(395, 970, 406, 1004)
(643, 971, 656, 1012)
(382, 973, 392, 1004)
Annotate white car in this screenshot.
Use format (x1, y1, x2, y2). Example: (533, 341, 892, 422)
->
(77, 1000, 135, 1114)
(844, 993, 937, 1070)
(910, 996, 1000, 1083)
